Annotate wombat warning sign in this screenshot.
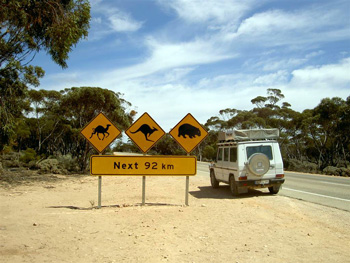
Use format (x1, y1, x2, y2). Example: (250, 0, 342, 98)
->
(169, 113, 208, 153)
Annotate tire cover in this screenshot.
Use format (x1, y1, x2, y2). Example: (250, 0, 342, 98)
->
(247, 153, 270, 176)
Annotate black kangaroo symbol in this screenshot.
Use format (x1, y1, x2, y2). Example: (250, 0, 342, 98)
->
(90, 124, 111, 140)
(130, 124, 158, 142)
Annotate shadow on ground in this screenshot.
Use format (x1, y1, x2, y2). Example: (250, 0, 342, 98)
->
(190, 185, 274, 199)
(47, 202, 183, 210)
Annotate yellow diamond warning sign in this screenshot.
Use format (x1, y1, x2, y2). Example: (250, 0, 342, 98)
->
(169, 113, 208, 153)
(125, 112, 165, 153)
(80, 112, 121, 153)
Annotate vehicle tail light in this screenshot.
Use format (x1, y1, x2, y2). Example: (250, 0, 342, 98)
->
(276, 174, 284, 178)
(239, 176, 247, 181)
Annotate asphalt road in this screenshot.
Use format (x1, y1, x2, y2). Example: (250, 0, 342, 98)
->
(197, 162, 350, 212)
(281, 172, 350, 211)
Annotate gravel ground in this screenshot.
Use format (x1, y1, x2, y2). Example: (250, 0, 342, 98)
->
(1, 171, 349, 263)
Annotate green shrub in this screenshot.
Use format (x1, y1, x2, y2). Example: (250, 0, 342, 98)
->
(285, 159, 318, 173)
(19, 148, 38, 164)
(323, 166, 350, 177)
(323, 166, 338, 176)
(57, 154, 79, 173)
(202, 145, 216, 161)
(38, 159, 61, 174)
(339, 168, 350, 177)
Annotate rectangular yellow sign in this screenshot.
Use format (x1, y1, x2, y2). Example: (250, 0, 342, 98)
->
(90, 155, 197, 176)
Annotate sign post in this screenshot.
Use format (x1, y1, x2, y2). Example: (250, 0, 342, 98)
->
(170, 113, 208, 205)
(125, 113, 165, 205)
(83, 112, 207, 207)
(80, 112, 121, 209)
(98, 157, 102, 208)
(142, 175, 146, 205)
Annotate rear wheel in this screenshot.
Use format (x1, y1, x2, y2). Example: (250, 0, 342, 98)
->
(229, 175, 239, 196)
(210, 170, 219, 188)
(268, 185, 281, 194)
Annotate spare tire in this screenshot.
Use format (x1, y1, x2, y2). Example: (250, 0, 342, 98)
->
(246, 153, 270, 176)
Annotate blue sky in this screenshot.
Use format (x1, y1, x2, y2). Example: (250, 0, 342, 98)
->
(36, 0, 350, 132)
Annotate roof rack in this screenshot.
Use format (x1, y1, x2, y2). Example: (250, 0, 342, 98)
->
(218, 129, 279, 142)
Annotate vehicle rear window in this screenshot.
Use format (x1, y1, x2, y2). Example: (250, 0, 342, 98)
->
(246, 145, 273, 160)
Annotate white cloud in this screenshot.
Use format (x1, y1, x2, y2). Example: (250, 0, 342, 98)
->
(254, 70, 288, 85)
(290, 57, 350, 89)
(160, 0, 256, 25)
(89, 4, 143, 40)
(102, 37, 236, 82)
(226, 6, 349, 46)
(236, 10, 312, 36)
(243, 51, 325, 72)
(108, 12, 143, 32)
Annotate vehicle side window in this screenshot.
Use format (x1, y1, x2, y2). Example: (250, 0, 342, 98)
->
(230, 147, 237, 162)
(246, 145, 273, 160)
(224, 148, 229, 162)
(217, 148, 223, 161)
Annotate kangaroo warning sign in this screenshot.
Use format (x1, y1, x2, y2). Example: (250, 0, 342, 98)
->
(125, 112, 165, 153)
(80, 112, 121, 153)
(169, 113, 208, 153)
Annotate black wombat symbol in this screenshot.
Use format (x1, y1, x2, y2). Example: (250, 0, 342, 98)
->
(178, 123, 201, 139)
(130, 124, 158, 142)
(90, 124, 111, 140)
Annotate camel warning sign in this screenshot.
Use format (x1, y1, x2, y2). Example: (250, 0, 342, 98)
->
(169, 113, 208, 153)
(125, 112, 165, 153)
(80, 112, 121, 153)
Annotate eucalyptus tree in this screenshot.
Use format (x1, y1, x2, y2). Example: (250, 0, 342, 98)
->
(59, 87, 135, 171)
(301, 97, 349, 169)
(0, 0, 90, 151)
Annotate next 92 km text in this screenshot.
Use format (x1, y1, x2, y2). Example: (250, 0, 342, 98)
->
(114, 161, 174, 170)
(90, 155, 197, 176)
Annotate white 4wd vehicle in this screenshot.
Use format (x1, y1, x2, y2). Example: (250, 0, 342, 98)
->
(209, 129, 285, 196)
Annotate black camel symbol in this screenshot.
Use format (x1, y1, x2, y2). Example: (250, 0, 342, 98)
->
(130, 124, 158, 142)
(90, 124, 111, 140)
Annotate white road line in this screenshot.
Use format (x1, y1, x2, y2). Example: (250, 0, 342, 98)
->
(283, 187, 350, 202)
(285, 176, 350, 187)
(319, 181, 350, 187)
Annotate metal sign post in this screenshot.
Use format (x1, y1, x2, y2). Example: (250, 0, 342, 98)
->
(142, 153, 146, 206)
(169, 114, 208, 206)
(98, 176, 102, 208)
(142, 176, 146, 205)
(98, 152, 102, 209)
(185, 176, 189, 206)
(80, 113, 122, 209)
(125, 113, 166, 206)
(185, 153, 190, 206)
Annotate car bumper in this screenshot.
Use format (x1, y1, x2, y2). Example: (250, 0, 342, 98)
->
(237, 178, 285, 187)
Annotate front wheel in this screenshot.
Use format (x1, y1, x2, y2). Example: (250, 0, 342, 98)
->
(210, 170, 219, 188)
(229, 176, 239, 196)
(268, 185, 281, 194)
